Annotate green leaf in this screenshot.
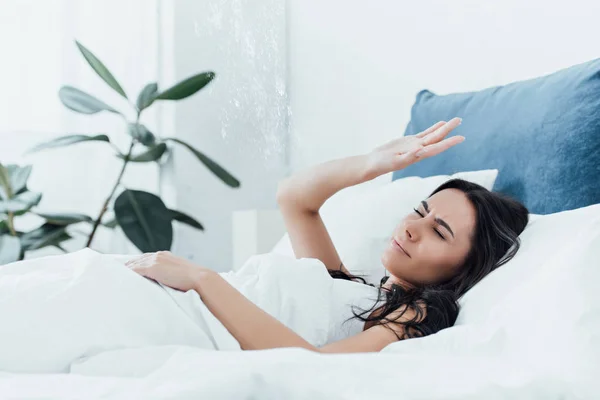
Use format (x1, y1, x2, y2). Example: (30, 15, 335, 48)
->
(114, 190, 173, 252)
(155, 72, 215, 101)
(54, 244, 68, 253)
(75, 41, 128, 99)
(169, 209, 204, 230)
(0, 163, 12, 200)
(19, 223, 71, 251)
(165, 138, 240, 188)
(102, 217, 119, 229)
(5, 165, 32, 195)
(118, 143, 167, 163)
(35, 212, 93, 225)
(0, 234, 21, 265)
(127, 123, 156, 146)
(9, 209, 29, 217)
(59, 86, 121, 115)
(0, 191, 42, 213)
(28, 134, 110, 154)
(136, 83, 158, 112)
(0, 219, 8, 234)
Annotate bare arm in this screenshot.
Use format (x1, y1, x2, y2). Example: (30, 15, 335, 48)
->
(129, 253, 412, 353)
(194, 271, 416, 353)
(276, 155, 373, 274)
(129, 119, 461, 353)
(276, 119, 462, 274)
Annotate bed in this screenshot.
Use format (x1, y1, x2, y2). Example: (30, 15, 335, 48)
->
(1, 59, 599, 399)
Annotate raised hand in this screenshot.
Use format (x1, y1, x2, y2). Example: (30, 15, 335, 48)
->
(365, 118, 465, 178)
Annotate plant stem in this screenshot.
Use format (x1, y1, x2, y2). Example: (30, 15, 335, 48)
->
(108, 142, 124, 156)
(7, 212, 16, 236)
(86, 141, 135, 248)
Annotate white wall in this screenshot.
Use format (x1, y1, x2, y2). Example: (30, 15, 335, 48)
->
(0, 0, 162, 256)
(166, 0, 600, 271)
(165, 0, 288, 271)
(7, 1, 596, 268)
(288, 0, 600, 170)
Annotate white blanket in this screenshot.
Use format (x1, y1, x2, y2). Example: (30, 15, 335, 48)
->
(0, 240, 597, 399)
(0, 249, 332, 373)
(0, 345, 594, 400)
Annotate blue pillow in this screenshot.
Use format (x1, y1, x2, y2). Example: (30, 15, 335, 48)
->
(392, 59, 600, 214)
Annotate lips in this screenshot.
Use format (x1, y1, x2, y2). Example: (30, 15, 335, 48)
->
(392, 238, 411, 258)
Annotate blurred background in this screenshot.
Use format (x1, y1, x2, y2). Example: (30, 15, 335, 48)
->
(1, 0, 598, 271)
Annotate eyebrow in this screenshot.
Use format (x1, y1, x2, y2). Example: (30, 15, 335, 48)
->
(421, 200, 455, 238)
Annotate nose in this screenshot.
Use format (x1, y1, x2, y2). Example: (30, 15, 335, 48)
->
(404, 220, 419, 242)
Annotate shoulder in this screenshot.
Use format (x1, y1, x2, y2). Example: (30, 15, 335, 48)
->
(318, 303, 427, 354)
(376, 302, 427, 339)
(382, 291, 459, 338)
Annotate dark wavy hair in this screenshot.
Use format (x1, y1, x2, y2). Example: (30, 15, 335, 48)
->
(329, 178, 529, 340)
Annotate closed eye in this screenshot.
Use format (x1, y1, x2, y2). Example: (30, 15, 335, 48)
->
(413, 208, 446, 240)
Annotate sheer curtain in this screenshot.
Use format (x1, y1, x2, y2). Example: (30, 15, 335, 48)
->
(0, 0, 164, 255)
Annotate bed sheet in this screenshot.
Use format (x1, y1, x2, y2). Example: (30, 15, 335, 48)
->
(0, 342, 594, 400)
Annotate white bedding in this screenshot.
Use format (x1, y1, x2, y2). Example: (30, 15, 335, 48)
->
(0, 249, 332, 373)
(0, 345, 593, 400)
(1, 204, 599, 399)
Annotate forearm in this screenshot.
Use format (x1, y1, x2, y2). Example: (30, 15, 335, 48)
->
(276, 154, 374, 213)
(195, 272, 319, 352)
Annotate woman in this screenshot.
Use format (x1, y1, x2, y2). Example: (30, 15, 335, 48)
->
(127, 118, 529, 353)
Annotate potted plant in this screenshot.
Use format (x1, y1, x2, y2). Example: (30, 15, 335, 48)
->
(26, 41, 241, 254)
(0, 163, 79, 264)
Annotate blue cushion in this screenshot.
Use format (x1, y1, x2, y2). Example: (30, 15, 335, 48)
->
(392, 59, 600, 214)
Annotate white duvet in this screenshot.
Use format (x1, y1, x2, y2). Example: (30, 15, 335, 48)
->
(0, 232, 598, 399)
(0, 249, 332, 373)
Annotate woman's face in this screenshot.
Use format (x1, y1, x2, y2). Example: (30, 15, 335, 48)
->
(381, 188, 477, 287)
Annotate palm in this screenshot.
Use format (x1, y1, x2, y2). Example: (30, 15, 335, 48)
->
(369, 118, 464, 175)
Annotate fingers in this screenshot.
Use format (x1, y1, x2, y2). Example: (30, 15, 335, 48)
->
(391, 120, 465, 170)
(126, 252, 156, 263)
(391, 147, 425, 170)
(125, 255, 143, 267)
(420, 117, 462, 145)
(415, 121, 446, 138)
(131, 266, 147, 276)
(125, 253, 154, 269)
(129, 260, 154, 277)
(415, 135, 465, 158)
(129, 263, 149, 274)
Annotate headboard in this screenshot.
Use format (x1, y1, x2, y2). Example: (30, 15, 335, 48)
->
(392, 59, 600, 215)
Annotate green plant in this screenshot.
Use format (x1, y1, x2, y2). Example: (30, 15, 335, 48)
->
(0, 163, 77, 264)
(28, 40, 240, 253)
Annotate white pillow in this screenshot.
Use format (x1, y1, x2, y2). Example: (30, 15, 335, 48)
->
(271, 169, 498, 284)
(457, 203, 600, 325)
(382, 204, 600, 397)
